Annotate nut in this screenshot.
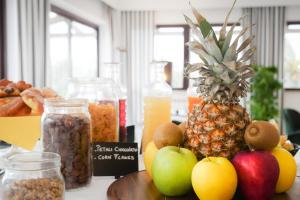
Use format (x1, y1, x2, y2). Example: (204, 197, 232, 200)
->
(4, 178, 64, 200)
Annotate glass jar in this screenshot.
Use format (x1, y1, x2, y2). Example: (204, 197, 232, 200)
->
(2, 152, 65, 200)
(142, 61, 172, 152)
(103, 62, 127, 142)
(187, 79, 203, 112)
(66, 78, 119, 142)
(41, 99, 92, 190)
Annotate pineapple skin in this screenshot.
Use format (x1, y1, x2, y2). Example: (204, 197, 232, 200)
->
(184, 102, 250, 160)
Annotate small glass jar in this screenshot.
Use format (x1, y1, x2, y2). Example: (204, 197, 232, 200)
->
(66, 78, 119, 142)
(103, 63, 128, 142)
(2, 152, 65, 200)
(41, 99, 92, 190)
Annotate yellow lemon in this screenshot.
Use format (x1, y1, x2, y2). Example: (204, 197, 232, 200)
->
(271, 147, 297, 193)
(192, 157, 237, 200)
(143, 141, 158, 178)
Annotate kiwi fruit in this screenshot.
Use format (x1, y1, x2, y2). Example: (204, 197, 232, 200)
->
(245, 121, 280, 150)
(178, 121, 186, 134)
(153, 122, 184, 149)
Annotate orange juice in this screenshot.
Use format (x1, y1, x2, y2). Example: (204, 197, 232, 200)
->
(188, 96, 203, 112)
(142, 96, 171, 152)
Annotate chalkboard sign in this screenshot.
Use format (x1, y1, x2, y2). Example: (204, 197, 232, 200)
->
(93, 142, 139, 176)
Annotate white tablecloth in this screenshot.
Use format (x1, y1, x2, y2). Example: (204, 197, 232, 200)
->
(0, 153, 145, 200)
(66, 157, 145, 200)
(65, 177, 115, 200)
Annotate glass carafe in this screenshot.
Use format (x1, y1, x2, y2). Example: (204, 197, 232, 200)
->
(66, 78, 119, 142)
(142, 61, 172, 152)
(187, 79, 203, 112)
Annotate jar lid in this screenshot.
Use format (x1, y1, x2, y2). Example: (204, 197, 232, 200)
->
(4, 152, 61, 171)
(45, 98, 88, 107)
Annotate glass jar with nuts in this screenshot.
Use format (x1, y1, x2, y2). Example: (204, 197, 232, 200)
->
(1, 152, 65, 200)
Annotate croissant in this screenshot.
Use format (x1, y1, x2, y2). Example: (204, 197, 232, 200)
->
(0, 79, 58, 117)
(20, 88, 44, 115)
(0, 97, 28, 117)
(0, 79, 32, 98)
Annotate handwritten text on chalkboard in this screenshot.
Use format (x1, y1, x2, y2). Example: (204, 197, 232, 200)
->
(93, 142, 139, 176)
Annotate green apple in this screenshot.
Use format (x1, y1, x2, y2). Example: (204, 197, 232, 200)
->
(152, 146, 197, 196)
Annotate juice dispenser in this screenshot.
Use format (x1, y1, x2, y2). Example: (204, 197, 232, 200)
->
(142, 61, 172, 152)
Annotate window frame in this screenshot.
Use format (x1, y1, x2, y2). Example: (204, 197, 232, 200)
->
(156, 24, 190, 90)
(284, 21, 300, 91)
(0, 0, 6, 79)
(155, 23, 240, 90)
(50, 5, 100, 76)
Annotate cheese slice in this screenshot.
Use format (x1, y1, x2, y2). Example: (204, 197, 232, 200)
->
(0, 116, 41, 150)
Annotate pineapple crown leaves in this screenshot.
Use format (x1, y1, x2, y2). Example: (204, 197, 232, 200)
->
(184, 0, 256, 104)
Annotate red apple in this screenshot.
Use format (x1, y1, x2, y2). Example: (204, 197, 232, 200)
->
(232, 151, 279, 200)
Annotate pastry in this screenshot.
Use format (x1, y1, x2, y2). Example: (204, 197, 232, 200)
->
(0, 97, 27, 116)
(0, 79, 12, 87)
(0, 79, 58, 116)
(0, 79, 32, 97)
(40, 88, 59, 99)
(20, 88, 44, 115)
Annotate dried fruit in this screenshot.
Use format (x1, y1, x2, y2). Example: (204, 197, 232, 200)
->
(43, 114, 92, 189)
(89, 102, 118, 142)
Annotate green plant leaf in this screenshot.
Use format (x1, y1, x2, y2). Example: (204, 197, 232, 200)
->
(250, 65, 283, 121)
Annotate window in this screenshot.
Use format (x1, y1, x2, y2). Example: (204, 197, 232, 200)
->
(154, 25, 189, 89)
(284, 22, 300, 89)
(190, 25, 242, 64)
(0, 0, 5, 78)
(49, 6, 99, 95)
(154, 24, 241, 90)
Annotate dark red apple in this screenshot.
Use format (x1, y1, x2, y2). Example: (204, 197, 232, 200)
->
(232, 151, 279, 200)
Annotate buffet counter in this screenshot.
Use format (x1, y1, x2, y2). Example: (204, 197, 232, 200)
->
(1, 149, 300, 200)
(0, 146, 145, 200)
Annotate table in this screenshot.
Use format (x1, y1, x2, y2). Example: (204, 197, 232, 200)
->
(107, 171, 300, 200)
(1, 149, 300, 200)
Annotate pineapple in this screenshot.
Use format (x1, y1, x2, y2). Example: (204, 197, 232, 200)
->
(184, 0, 255, 159)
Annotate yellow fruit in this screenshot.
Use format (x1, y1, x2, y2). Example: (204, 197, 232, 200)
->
(192, 157, 237, 200)
(143, 141, 158, 178)
(271, 147, 297, 193)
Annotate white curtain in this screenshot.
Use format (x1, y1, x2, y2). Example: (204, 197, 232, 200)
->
(118, 11, 155, 125)
(5, 0, 49, 87)
(99, 3, 114, 73)
(243, 7, 285, 129)
(243, 7, 285, 70)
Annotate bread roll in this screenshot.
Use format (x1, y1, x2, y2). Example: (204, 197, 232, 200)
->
(20, 88, 44, 115)
(0, 97, 27, 116)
